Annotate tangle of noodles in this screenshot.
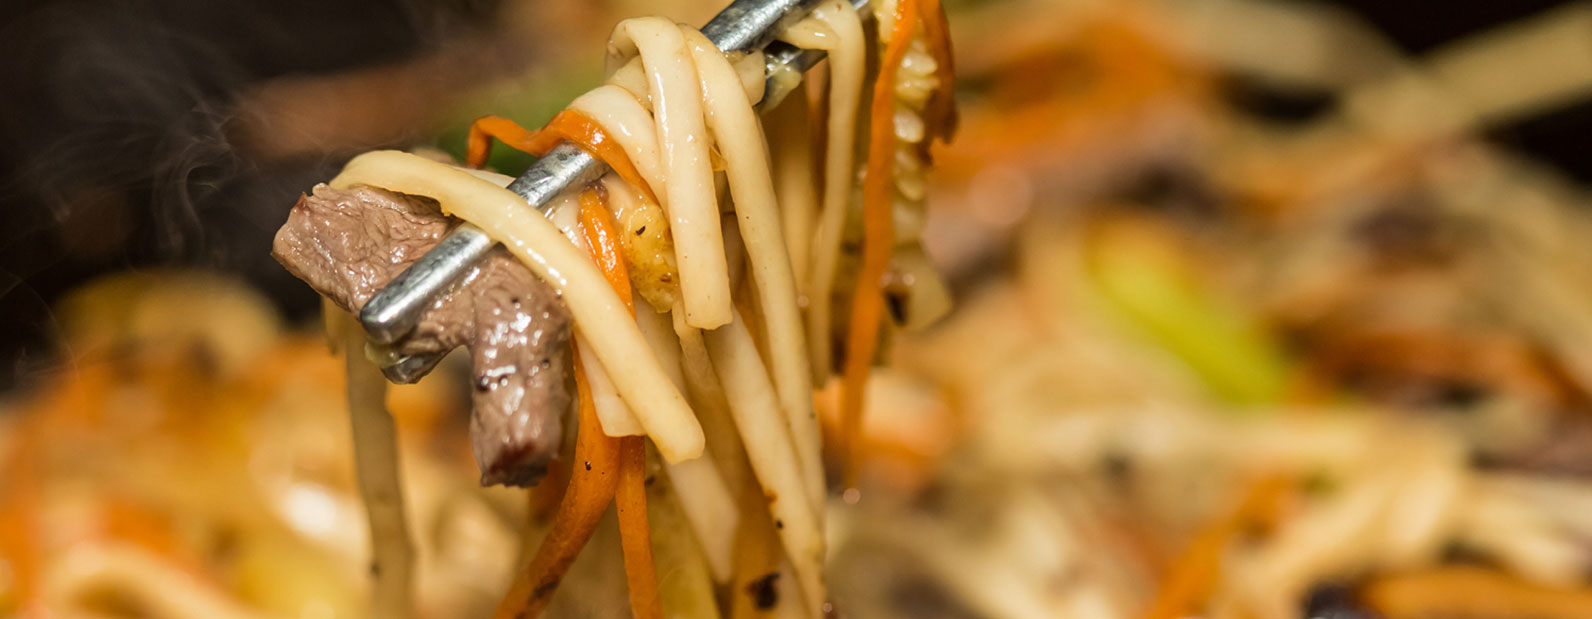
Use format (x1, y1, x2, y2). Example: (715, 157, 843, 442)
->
(314, 5, 956, 617)
(635, 304, 742, 582)
(702, 308, 826, 612)
(679, 27, 825, 511)
(606, 17, 731, 330)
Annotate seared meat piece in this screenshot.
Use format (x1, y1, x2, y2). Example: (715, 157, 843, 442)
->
(272, 185, 571, 487)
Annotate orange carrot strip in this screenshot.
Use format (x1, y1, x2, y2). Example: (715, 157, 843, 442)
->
(492, 347, 621, 619)
(578, 187, 661, 619)
(1144, 476, 1293, 619)
(615, 437, 660, 619)
(467, 116, 546, 169)
(103, 497, 180, 557)
(525, 462, 568, 526)
(467, 112, 660, 207)
(1362, 566, 1592, 619)
(0, 364, 107, 614)
(839, 0, 920, 491)
(917, 0, 959, 145)
(0, 417, 40, 615)
(578, 187, 633, 313)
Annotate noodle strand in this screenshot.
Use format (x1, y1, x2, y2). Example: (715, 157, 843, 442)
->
(704, 310, 826, 613)
(680, 27, 826, 513)
(571, 86, 670, 200)
(608, 17, 732, 330)
(801, 0, 867, 383)
(765, 81, 820, 292)
(340, 313, 416, 619)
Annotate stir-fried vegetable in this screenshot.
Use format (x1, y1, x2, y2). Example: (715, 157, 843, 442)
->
(492, 346, 620, 619)
(1081, 220, 1293, 405)
(467, 112, 660, 205)
(840, 0, 921, 491)
(1362, 566, 1592, 619)
(493, 184, 666, 619)
(839, 0, 959, 489)
(338, 312, 416, 619)
(579, 188, 662, 619)
(0, 417, 41, 614)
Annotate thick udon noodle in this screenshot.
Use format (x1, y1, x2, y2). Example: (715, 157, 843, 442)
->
(784, 0, 866, 383)
(322, 2, 950, 616)
(606, 17, 731, 332)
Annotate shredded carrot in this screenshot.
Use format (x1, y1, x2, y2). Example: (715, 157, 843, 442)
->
(615, 437, 660, 619)
(917, 0, 959, 146)
(0, 364, 110, 614)
(467, 112, 661, 206)
(578, 187, 633, 312)
(525, 463, 568, 526)
(578, 187, 661, 619)
(102, 497, 180, 557)
(1144, 476, 1293, 619)
(0, 417, 40, 615)
(839, 0, 921, 492)
(492, 347, 621, 619)
(1362, 565, 1592, 619)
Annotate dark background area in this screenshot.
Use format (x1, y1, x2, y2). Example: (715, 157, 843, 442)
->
(0, 0, 1586, 388)
(0, 0, 504, 386)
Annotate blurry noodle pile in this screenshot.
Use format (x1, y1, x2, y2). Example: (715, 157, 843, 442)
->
(828, 2, 1592, 618)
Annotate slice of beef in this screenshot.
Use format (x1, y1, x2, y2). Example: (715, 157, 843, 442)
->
(272, 184, 571, 487)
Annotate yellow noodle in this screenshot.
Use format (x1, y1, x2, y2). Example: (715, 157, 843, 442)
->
(681, 27, 825, 511)
(339, 311, 415, 619)
(765, 81, 820, 293)
(791, 0, 866, 381)
(569, 85, 668, 198)
(673, 307, 753, 495)
(43, 544, 271, 619)
(645, 456, 727, 618)
(577, 330, 645, 436)
(636, 306, 741, 582)
(607, 17, 732, 329)
(703, 309, 825, 613)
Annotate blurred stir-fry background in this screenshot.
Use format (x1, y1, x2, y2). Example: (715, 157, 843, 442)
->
(5, 0, 1592, 617)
